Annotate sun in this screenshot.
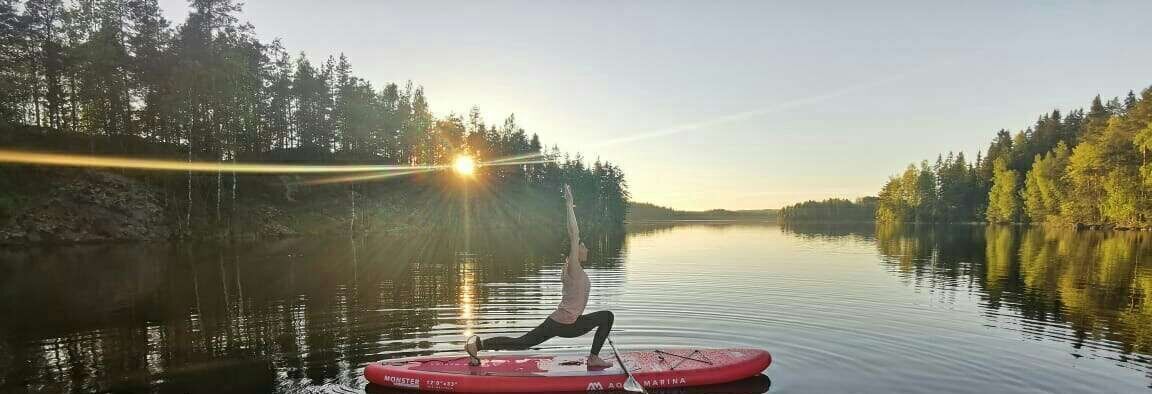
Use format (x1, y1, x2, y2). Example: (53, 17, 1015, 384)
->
(453, 154, 476, 176)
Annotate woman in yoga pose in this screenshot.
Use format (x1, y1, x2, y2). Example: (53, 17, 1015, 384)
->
(465, 184, 615, 368)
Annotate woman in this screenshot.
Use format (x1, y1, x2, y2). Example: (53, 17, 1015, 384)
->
(465, 184, 615, 368)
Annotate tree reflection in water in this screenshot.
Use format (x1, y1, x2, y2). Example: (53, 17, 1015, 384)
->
(0, 228, 626, 393)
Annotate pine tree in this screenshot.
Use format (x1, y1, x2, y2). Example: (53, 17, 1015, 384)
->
(982, 129, 1013, 182)
(376, 82, 401, 161)
(0, 0, 25, 125)
(408, 85, 432, 163)
(1085, 95, 1111, 136)
(75, 0, 133, 139)
(262, 40, 293, 149)
(1061, 108, 1084, 146)
(332, 53, 353, 152)
(24, 0, 68, 128)
(292, 54, 325, 154)
(915, 161, 937, 221)
(1105, 97, 1125, 116)
(126, 0, 171, 142)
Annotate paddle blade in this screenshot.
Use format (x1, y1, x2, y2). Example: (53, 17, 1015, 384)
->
(623, 375, 646, 393)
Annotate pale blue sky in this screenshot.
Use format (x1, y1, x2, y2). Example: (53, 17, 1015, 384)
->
(160, 1, 1152, 210)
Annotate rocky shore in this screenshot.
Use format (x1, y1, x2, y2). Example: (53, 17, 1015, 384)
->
(0, 167, 400, 245)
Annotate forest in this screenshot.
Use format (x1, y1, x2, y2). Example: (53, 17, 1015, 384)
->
(0, 0, 628, 240)
(777, 197, 877, 223)
(874, 87, 1152, 228)
(627, 202, 777, 221)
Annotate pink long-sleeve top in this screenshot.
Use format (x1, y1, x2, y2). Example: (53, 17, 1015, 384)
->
(548, 255, 590, 324)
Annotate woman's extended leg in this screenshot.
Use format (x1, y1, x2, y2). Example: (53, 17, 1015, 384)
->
(481, 319, 557, 351)
(478, 312, 614, 353)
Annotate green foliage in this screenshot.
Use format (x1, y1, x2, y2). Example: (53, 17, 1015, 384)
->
(1135, 114, 1152, 187)
(876, 177, 906, 223)
(1064, 138, 1105, 223)
(1065, 109, 1147, 225)
(1100, 168, 1143, 226)
(1021, 142, 1069, 223)
(876, 151, 983, 224)
(986, 157, 1019, 223)
(875, 86, 1152, 228)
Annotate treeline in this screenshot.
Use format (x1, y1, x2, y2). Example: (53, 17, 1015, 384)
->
(777, 197, 877, 222)
(0, 0, 628, 234)
(627, 202, 776, 221)
(876, 86, 1152, 228)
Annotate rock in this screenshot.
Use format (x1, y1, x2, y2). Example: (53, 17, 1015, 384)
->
(0, 170, 170, 243)
(0, 167, 410, 244)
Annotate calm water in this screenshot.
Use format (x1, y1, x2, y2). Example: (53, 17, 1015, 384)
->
(1, 223, 1150, 393)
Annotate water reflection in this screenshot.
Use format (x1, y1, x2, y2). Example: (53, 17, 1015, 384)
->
(0, 230, 625, 393)
(799, 224, 1152, 376)
(3, 223, 1151, 392)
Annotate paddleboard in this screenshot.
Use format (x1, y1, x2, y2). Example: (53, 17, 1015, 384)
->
(364, 347, 771, 392)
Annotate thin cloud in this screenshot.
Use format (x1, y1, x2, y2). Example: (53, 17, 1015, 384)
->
(589, 73, 909, 148)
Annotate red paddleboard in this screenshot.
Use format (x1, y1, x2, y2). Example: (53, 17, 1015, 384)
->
(364, 348, 771, 392)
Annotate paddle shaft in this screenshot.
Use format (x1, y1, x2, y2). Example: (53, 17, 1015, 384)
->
(607, 338, 647, 393)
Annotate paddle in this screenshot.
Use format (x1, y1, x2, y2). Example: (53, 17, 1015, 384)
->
(607, 338, 647, 393)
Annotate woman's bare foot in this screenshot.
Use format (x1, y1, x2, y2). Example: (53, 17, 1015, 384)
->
(587, 354, 613, 368)
(465, 336, 481, 366)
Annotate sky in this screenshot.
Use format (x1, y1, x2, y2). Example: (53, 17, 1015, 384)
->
(159, 0, 1152, 210)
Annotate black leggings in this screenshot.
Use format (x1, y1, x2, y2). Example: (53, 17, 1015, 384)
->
(482, 311, 615, 355)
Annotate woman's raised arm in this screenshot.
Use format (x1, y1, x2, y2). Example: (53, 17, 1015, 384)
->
(563, 184, 580, 251)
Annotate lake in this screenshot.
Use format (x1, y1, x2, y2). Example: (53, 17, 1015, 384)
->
(1, 222, 1150, 393)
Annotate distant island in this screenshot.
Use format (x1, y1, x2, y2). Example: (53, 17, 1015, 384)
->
(630, 198, 882, 224)
(627, 202, 777, 222)
(777, 197, 878, 223)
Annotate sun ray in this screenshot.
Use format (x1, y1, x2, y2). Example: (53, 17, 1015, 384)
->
(484, 152, 549, 164)
(482, 159, 557, 167)
(0, 149, 568, 188)
(294, 169, 439, 186)
(0, 149, 444, 173)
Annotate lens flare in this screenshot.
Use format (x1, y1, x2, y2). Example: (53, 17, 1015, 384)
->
(0, 148, 560, 186)
(0, 149, 441, 173)
(453, 154, 476, 176)
(295, 169, 437, 186)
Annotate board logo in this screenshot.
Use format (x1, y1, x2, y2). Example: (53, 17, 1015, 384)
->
(642, 377, 687, 387)
(586, 381, 604, 391)
(380, 375, 421, 388)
